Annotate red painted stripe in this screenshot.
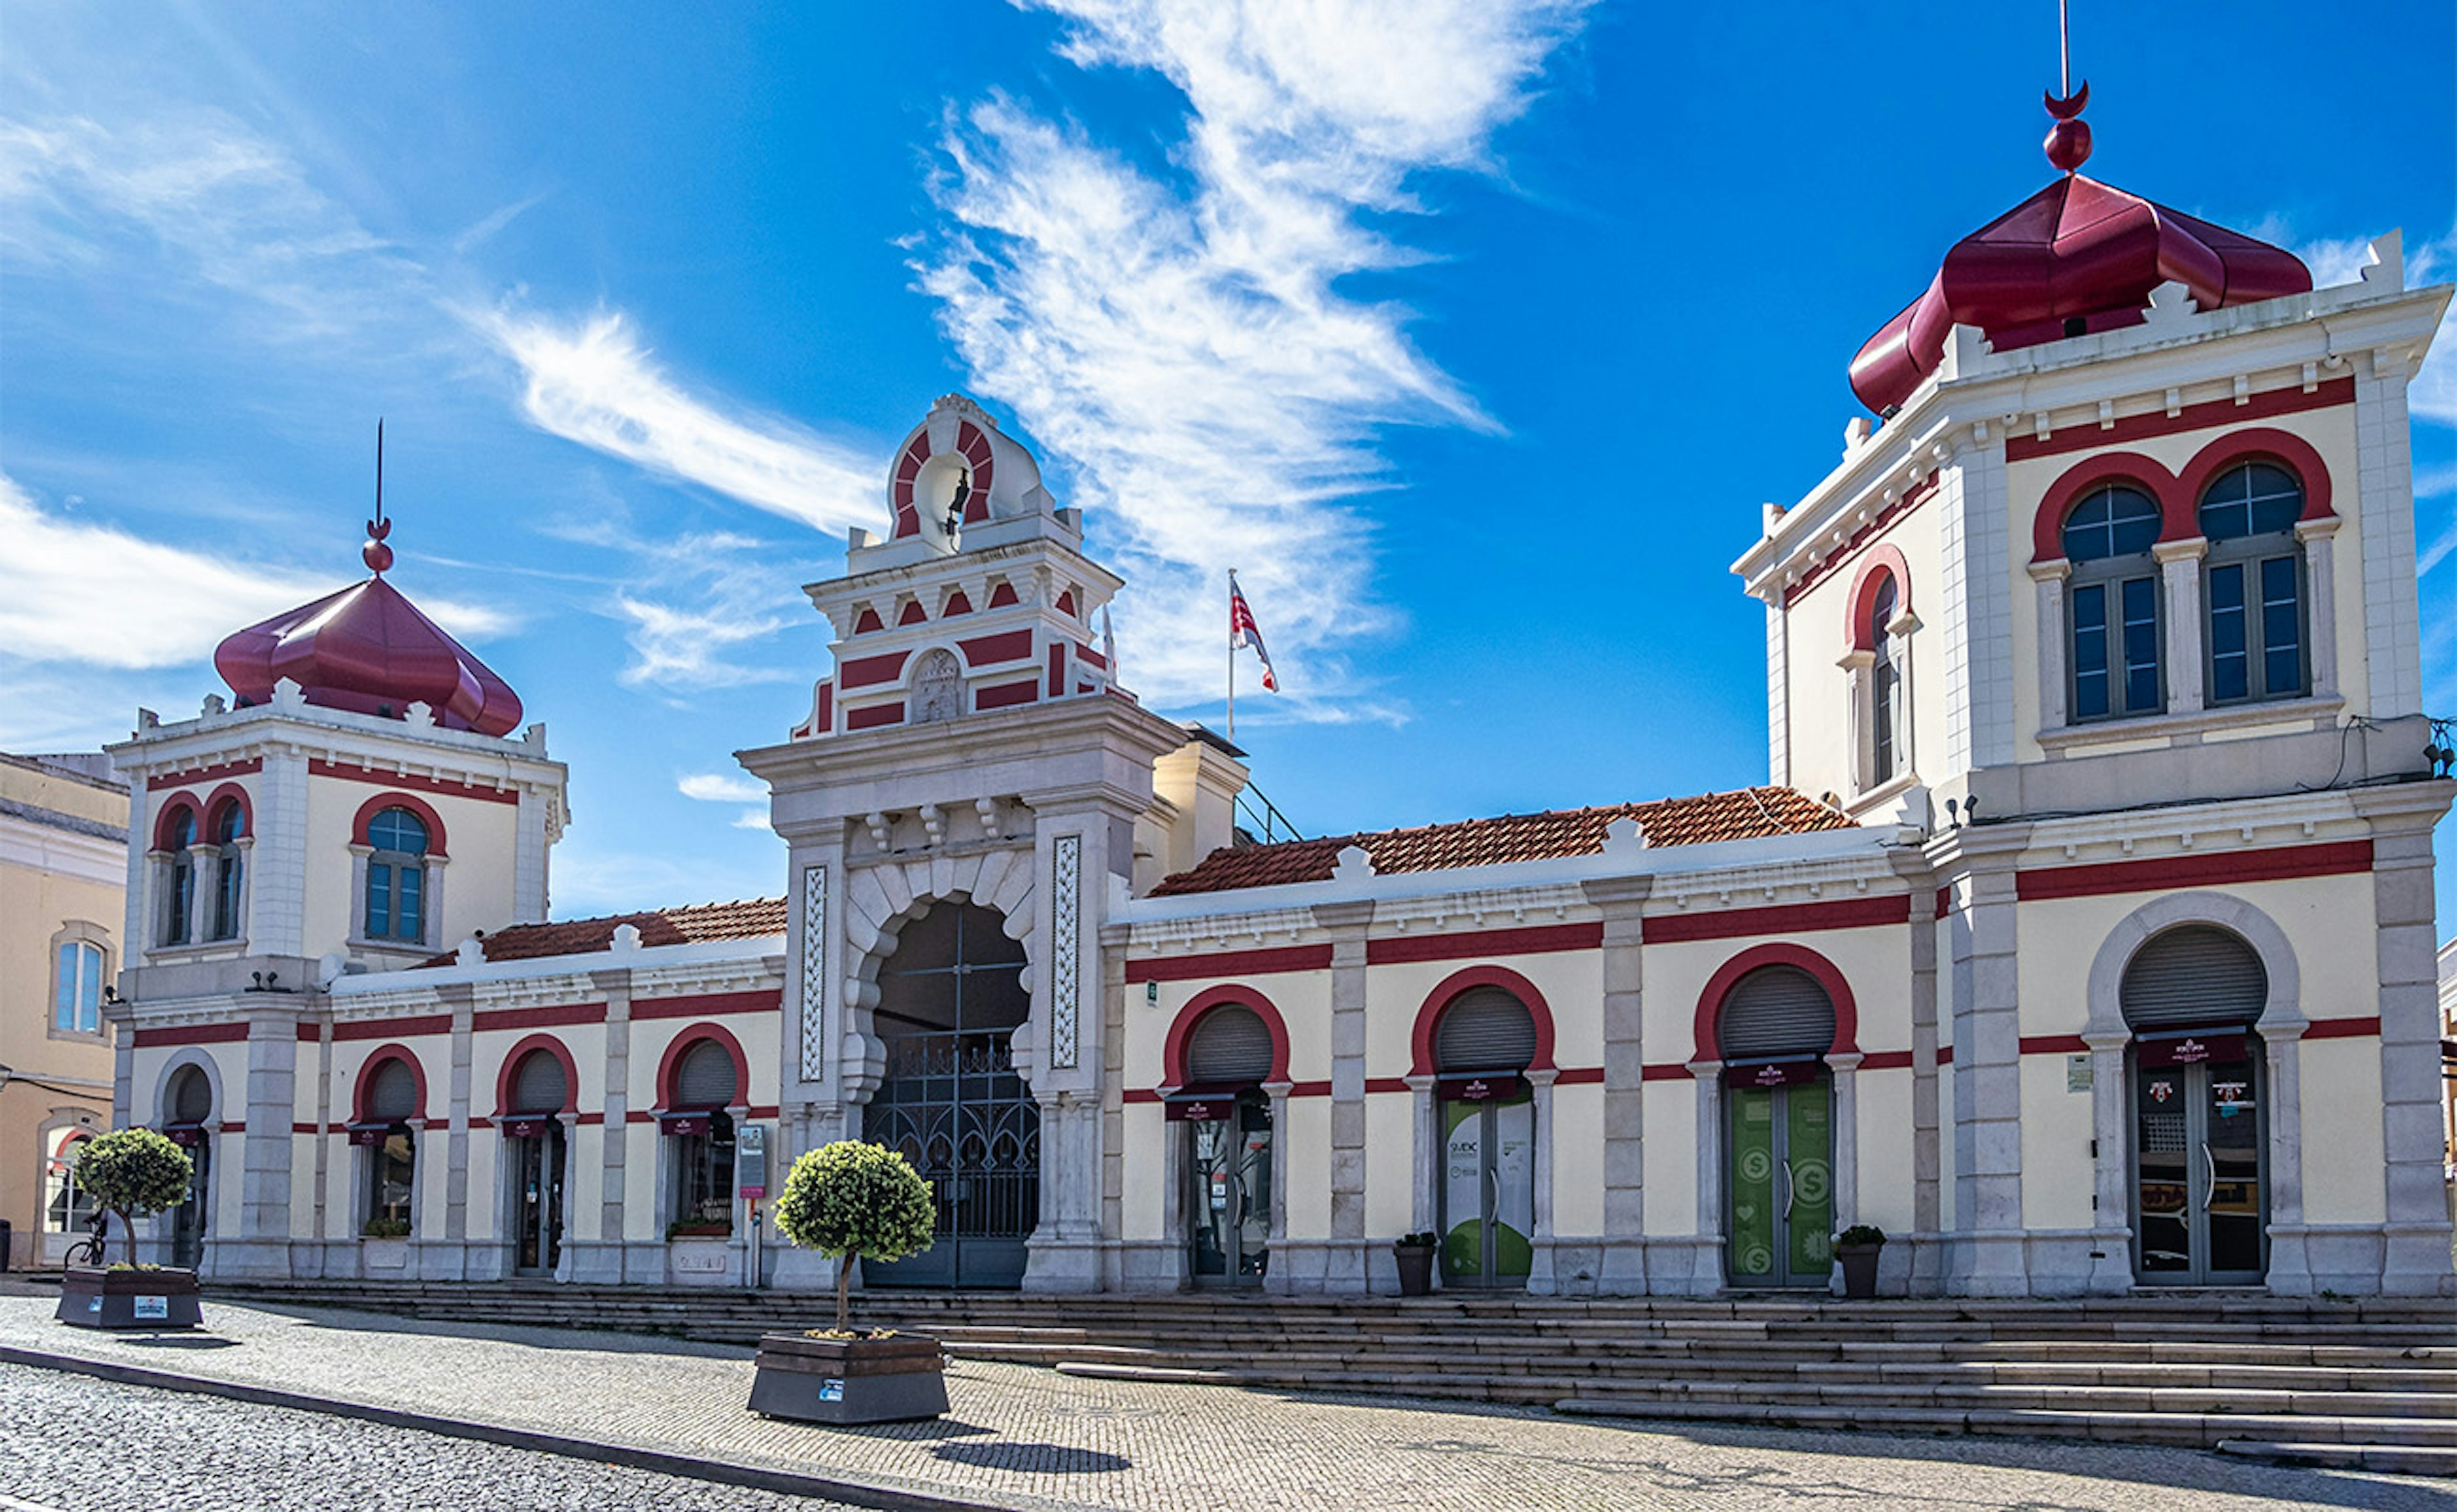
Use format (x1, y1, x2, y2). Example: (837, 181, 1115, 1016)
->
(1938, 1046, 1952, 1065)
(309, 760, 518, 806)
(1046, 643, 1066, 698)
(296, 1023, 320, 1041)
(1124, 1088, 1161, 1104)
(2303, 1015, 2381, 1040)
(1641, 1062, 1691, 1081)
(1646, 894, 1911, 944)
(1554, 1066, 1605, 1085)
(2019, 1034, 2090, 1056)
(2007, 378, 2354, 461)
(1366, 922, 1602, 966)
(958, 630, 1034, 666)
(1857, 1049, 1914, 1071)
(633, 990, 779, 1020)
(1781, 474, 1937, 607)
(1125, 944, 1335, 983)
(2017, 841, 2372, 901)
(221, 1121, 245, 1134)
(577, 1112, 606, 1125)
(132, 1023, 250, 1047)
(1287, 1079, 1332, 1098)
(147, 758, 262, 790)
(472, 1002, 606, 1033)
(974, 678, 1039, 712)
(1935, 887, 1952, 918)
(1365, 1078, 1411, 1095)
(838, 650, 909, 689)
(335, 1014, 454, 1040)
(1076, 644, 1108, 671)
(291, 1122, 320, 1135)
(846, 703, 903, 731)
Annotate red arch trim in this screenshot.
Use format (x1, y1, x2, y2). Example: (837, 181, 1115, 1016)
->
(152, 795, 204, 852)
(1692, 943, 1860, 1064)
(2031, 452, 2184, 563)
(203, 782, 253, 840)
(494, 1033, 583, 1117)
(351, 791, 449, 857)
(2177, 427, 2334, 527)
(655, 1023, 752, 1111)
(352, 1044, 430, 1124)
(1162, 985, 1292, 1088)
(1409, 965, 1558, 1078)
(1845, 546, 1911, 653)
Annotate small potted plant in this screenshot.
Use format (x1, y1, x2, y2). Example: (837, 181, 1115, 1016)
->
(58, 1129, 202, 1330)
(1392, 1232, 1438, 1296)
(1834, 1223, 1886, 1300)
(749, 1140, 944, 1424)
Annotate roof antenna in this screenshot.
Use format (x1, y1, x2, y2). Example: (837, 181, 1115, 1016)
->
(2043, 0, 2092, 173)
(363, 418, 395, 575)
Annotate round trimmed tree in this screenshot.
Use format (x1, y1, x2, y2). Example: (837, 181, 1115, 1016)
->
(74, 1129, 195, 1268)
(773, 1141, 936, 1333)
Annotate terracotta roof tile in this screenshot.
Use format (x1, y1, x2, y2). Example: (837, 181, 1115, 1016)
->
(1149, 787, 1854, 897)
(416, 897, 786, 967)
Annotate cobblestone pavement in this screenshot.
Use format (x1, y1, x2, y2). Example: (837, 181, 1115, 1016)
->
(0, 1294, 2445, 1512)
(0, 1364, 855, 1512)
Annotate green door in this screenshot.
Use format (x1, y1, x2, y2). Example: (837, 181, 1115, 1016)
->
(1726, 1074, 1833, 1288)
(1439, 1092, 1534, 1287)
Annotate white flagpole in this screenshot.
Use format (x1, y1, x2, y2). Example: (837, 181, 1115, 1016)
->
(1226, 569, 1237, 740)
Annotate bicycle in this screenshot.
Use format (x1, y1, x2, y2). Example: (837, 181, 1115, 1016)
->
(63, 1212, 109, 1268)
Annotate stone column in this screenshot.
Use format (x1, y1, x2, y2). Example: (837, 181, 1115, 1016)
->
(2296, 518, 2341, 699)
(429, 984, 473, 1281)
(1901, 866, 1944, 1293)
(1525, 1067, 1560, 1294)
(580, 966, 633, 1285)
(2259, 1023, 2313, 1295)
(1262, 1079, 1294, 1296)
(1688, 1056, 1726, 1295)
(2351, 793, 2457, 1294)
(1581, 875, 1652, 1293)
(2029, 561, 2070, 733)
(2082, 1027, 2135, 1293)
(2154, 537, 2207, 714)
(1314, 899, 1374, 1293)
(1943, 829, 2028, 1295)
(1407, 1075, 1438, 1237)
(230, 1013, 300, 1278)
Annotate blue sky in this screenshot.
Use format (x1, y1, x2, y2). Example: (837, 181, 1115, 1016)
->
(3, 1, 2453, 928)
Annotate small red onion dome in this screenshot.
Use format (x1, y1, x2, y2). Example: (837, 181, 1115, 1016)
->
(214, 527, 522, 736)
(1848, 92, 2310, 415)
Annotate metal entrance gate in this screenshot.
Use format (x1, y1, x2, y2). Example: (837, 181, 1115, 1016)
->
(861, 903, 1039, 1288)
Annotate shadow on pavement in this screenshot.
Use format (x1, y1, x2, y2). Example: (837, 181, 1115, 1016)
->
(932, 1442, 1133, 1475)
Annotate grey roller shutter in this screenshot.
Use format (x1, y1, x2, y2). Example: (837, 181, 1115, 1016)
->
(674, 1040, 738, 1110)
(171, 1069, 212, 1124)
(511, 1050, 569, 1114)
(1717, 965, 1837, 1062)
(2120, 925, 2266, 1030)
(1184, 1005, 1274, 1086)
(1435, 986, 1538, 1074)
(366, 1058, 419, 1122)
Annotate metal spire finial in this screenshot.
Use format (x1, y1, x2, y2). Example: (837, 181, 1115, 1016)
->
(2042, 0, 2092, 173)
(363, 418, 395, 575)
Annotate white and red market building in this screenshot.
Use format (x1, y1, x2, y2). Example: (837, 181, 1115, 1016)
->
(102, 105, 2456, 1299)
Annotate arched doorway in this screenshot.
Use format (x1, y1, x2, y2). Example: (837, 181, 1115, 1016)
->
(1433, 985, 1537, 1289)
(1171, 1003, 1276, 1287)
(504, 1047, 569, 1276)
(161, 1065, 214, 1268)
(861, 902, 1038, 1288)
(2123, 925, 2267, 1285)
(1718, 964, 1836, 1289)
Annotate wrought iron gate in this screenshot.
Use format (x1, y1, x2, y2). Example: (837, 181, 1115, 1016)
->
(864, 1029, 1039, 1287)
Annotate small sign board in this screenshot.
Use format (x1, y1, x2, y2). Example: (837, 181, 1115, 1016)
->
(738, 1185, 766, 1201)
(818, 1378, 845, 1403)
(2066, 1054, 2094, 1094)
(133, 1296, 170, 1321)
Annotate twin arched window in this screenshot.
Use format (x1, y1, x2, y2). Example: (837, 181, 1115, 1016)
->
(209, 800, 244, 941)
(364, 806, 431, 943)
(2063, 484, 2165, 720)
(1866, 575, 1900, 786)
(2197, 463, 2305, 704)
(161, 807, 199, 946)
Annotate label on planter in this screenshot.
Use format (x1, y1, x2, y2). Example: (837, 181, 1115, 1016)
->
(818, 1378, 845, 1403)
(88, 1296, 103, 1314)
(134, 1296, 168, 1320)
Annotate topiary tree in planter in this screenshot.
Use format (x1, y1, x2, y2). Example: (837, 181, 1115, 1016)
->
(752, 1140, 946, 1424)
(772, 1140, 937, 1333)
(76, 1129, 193, 1268)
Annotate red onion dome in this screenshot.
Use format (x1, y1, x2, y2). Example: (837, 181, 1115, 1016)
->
(214, 574, 523, 737)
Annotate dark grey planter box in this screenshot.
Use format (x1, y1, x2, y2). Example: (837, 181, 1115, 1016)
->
(1836, 1243, 1883, 1299)
(748, 1332, 948, 1424)
(56, 1266, 204, 1330)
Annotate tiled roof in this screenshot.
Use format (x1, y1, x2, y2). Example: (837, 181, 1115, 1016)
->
(1149, 787, 1854, 897)
(417, 898, 786, 967)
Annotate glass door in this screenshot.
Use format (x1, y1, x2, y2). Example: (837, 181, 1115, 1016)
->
(171, 1138, 209, 1269)
(2133, 1044, 2265, 1284)
(1440, 1092, 1533, 1287)
(1725, 1076, 1834, 1288)
(514, 1125, 565, 1275)
(1186, 1097, 1272, 1285)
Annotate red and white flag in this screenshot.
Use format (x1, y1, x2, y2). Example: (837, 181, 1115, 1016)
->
(1229, 575, 1278, 692)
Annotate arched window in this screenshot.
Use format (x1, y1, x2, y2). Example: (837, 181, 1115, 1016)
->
(209, 800, 245, 941)
(1183, 1005, 1275, 1088)
(1868, 573, 1900, 785)
(2120, 925, 2267, 1032)
(2197, 462, 2307, 704)
(161, 806, 198, 946)
(1435, 986, 1539, 1076)
(2062, 483, 2164, 720)
(44, 1131, 95, 1238)
(359, 1056, 420, 1236)
(1717, 964, 1840, 1064)
(666, 1038, 739, 1230)
(52, 935, 105, 1035)
(509, 1049, 569, 1115)
(364, 807, 430, 943)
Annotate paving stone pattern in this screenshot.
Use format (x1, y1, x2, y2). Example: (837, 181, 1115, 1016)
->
(0, 1296, 2446, 1512)
(0, 1364, 852, 1512)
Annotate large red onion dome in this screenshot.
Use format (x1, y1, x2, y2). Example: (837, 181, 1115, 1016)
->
(214, 519, 523, 737)
(1848, 88, 2310, 416)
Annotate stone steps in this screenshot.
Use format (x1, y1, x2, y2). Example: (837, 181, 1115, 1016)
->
(2214, 1439, 2457, 1477)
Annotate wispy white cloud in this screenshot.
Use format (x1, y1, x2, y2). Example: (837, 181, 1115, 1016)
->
(2288, 223, 2457, 427)
(678, 770, 770, 831)
(916, 0, 1591, 716)
(472, 306, 880, 534)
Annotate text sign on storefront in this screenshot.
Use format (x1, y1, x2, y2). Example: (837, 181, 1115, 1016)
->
(659, 1113, 710, 1136)
(1436, 1075, 1523, 1102)
(1721, 1060, 1820, 1089)
(1164, 1086, 1244, 1122)
(163, 1124, 206, 1148)
(501, 1116, 552, 1140)
(347, 1123, 393, 1147)
(2137, 1032, 2246, 1069)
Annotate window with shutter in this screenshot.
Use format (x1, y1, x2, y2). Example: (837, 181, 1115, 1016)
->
(366, 1057, 419, 1122)
(673, 1039, 739, 1110)
(170, 1067, 212, 1124)
(511, 1050, 569, 1115)
(2120, 926, 2266, 1031)
(1717, 966, 1837, 1062)
(1184, 1005, 1274, 1087)
(1435, 986, 1538, 1074)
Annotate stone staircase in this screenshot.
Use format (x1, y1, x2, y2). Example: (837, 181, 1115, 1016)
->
(207, 1280, 2457, 1477)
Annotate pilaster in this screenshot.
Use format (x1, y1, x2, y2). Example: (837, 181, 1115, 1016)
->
(1580, 875, 1652, 1293)
(1314, 898, 1374, 1291)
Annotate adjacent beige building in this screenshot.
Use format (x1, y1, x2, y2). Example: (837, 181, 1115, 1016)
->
(1, 752, 128, 1269)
